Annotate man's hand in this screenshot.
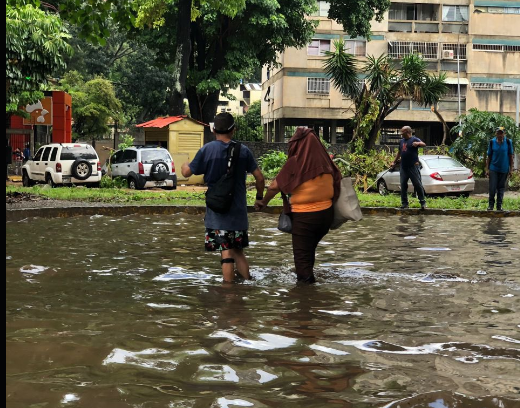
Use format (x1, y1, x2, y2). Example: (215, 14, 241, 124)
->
(181, 161, 192, 178)
(485, 169, 490, 178)
(254, 200, 265, 211)
(412, 141, 420, 147)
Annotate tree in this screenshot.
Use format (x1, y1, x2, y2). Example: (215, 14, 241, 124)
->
(6, 3, 72, 117)
(60, 72, 122, 141)
(62, 23, 171, 124)
(325, 42, 448, 152)
(450, 109, 520, 177)
(235, 100, 263, 141)
(27, 0, 390, 143)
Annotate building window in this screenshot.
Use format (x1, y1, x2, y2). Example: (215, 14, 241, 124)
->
(444, 84, 467, 98)
(310, 1, 330, 17)
(442, 5, 469, 22)
(307, 39, 331, 56)
(473, 44, 520, 52)
(344, 40, 366, 56)
(388, 41, 439, 59)
(389, 3, 438, 21)
(307, 78, 330, 94)
(484, 6, 520, 14)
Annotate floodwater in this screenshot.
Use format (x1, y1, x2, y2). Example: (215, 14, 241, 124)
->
(6, 212, 520, 408)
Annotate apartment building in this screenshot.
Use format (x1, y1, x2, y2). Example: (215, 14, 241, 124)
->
(261, 0, 520, 145)
(217, 83, 262, 116)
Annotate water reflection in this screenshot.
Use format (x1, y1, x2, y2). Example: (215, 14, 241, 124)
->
(6, 213, 520, 407)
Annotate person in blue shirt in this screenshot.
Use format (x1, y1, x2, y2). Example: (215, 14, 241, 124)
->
(23, 143, 30, 163)
(181, 113, 265, 283)
(392, 126, 427, 210)
(486, 127, 515, 211)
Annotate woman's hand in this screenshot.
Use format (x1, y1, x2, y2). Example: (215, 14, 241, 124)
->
(254, 200, 265, 211)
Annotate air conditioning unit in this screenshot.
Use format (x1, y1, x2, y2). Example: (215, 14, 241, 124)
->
(442, 49, 454, 59)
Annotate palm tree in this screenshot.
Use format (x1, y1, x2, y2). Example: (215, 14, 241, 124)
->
(324, 40, 449, 152)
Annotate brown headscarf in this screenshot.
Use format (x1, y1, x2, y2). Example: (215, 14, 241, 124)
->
(276, 127, 342, 202)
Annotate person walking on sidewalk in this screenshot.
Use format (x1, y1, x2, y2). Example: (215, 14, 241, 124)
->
(486, 127, 515, 211)
(392, 126, 427, 210)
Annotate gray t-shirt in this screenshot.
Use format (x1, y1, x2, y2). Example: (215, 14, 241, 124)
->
(189, 140, 258, 230)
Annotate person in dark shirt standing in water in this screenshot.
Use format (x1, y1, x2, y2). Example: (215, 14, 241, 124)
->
(392, 126, 427, 210)
(181, 113, 265, 283)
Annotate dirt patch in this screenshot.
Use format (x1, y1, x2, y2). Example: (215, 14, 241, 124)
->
(6, 191, 51, 204)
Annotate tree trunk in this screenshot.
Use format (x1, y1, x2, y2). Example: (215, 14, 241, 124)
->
(167, 0, 192, 116)
(432, 106, 451, 145)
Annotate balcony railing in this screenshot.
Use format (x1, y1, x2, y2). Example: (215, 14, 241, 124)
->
(388, 20, 468, 34)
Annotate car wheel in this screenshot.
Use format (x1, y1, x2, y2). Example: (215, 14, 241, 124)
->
(128, 177, 139, 190)
(71, 159, 93, 180)
(377, 179, 389, 196)
(150, 161, 169, 181)
(22, 170, 34, 187)
(46, 173, 56, 188)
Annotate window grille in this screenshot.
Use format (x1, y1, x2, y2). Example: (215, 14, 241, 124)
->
(344, 40, 366, 56)
(388, 41, 438, 59)
(307, 78, 330, 94)
(473, 44, 520, 52)
(444, 84, 467, 98)
(308, 39, 331, 56)
(442, 43, 467, 59)
(470, 83, 503, 90)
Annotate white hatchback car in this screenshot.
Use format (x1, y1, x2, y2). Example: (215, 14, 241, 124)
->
(104, 145, 177, 190)
(376, 155, 475, 197)
(22, 143, 102, 187)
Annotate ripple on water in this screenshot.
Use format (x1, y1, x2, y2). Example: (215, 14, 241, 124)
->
(381, 391, 519, 408)
(334, 339, 520, 363)
(19, 264, 48, 274)
(209, 331, 297, 351)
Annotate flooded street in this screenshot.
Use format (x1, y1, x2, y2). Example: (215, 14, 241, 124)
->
(6, 212, 520, 408)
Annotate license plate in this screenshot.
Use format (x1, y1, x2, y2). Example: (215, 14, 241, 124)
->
(449, 186, 460, 191)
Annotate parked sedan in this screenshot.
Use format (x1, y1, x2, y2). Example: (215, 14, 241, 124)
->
(376, 155, 475, 197)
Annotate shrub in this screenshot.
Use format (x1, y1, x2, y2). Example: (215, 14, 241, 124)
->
(259, 150, 288, 179)
(100, 175, 127, 189)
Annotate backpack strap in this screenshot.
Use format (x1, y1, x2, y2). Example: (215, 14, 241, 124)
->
(488, 139, 493, 161)
(226, 141, 242, 175)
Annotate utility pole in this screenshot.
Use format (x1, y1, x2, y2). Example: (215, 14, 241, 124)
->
(457, 33, 462, 137)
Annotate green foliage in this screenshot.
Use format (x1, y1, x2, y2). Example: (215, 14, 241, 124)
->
(334, 150, 395, 191)
(234, 101, 263, 141)
(6, 4, 73, 116)
(100, 175, 127, 189)
(328, 0, 390, 39)
(450, 109, 520, 177)
(259, 150, 288, 179)
(118, 134, 135, 150)
(509, 170, 520, 191)
(60, 72, 122, 140)
(325, 51, 448, 152)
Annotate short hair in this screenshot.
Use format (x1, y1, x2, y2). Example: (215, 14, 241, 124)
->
(213, 112, 235, 134)
(401, 126, 413, 134)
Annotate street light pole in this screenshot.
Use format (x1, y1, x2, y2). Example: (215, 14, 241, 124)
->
(457, 34, 462, 137)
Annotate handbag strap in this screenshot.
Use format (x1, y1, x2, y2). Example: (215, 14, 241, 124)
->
(226, 141, 242, 175)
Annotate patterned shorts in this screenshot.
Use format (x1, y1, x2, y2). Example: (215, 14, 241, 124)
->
(205, 229, 249, 252)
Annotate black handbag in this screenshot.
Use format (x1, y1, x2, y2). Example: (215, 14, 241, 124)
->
(277, 212, 292, 233)
(277, 193, 292, 233)
(205, 142, 241, 214)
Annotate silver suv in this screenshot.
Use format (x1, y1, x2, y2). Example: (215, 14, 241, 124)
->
(105, 146, 177, 190)
(22, 143, 102, 187)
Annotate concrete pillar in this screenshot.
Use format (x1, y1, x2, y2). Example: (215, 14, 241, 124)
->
(331, 120, 337, 144)
(323, 125, 330, 143)
(275, 119, 285, 142)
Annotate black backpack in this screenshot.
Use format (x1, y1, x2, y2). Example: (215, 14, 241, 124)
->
(205, 141, 242, 214)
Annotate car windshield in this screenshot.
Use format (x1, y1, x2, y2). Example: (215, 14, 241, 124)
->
(141, 149, 171, 163)
(424, 157, 464, 169)
(60, 145, 97, 160)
